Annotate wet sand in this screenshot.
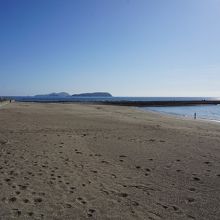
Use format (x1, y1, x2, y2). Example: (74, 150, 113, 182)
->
(0, 102, 219, 220)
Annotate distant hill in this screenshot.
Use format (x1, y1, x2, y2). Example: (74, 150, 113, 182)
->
(34, 92, 112, 98)
(35, 92, 70, 97)
(72, 92, 112, 97)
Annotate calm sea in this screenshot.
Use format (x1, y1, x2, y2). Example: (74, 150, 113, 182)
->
(142, 105, 220, 122)
(3, 96, 220, 122)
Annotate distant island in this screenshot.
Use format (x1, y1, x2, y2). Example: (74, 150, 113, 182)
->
(72, 92, 112, 97)
(35, 92, 70, 97)
(35, 92, 112, 97)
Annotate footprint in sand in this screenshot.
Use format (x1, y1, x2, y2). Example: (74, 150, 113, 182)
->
(11, 209, 21, 217)
(15, 191, 21, 195)
(19, 185, 28, 190)
(156, 202, 168, 210)
(0, 139, 8, 145)
(132, 201, 139, 207)
(149, 139, 156, 142)
(65, 203, 72, 208)
(192, 177, 201, 182)
(87, 209, 96, 217)
(34, 197, 43, 203)
(186, 198, 195, 203)
(188, 187, 196, 192)
(187, 214, 196, 219)
(69, 186, 76, 193)
(172, 206, 180, 212)
(111, 174, 117, 178)
(27, 212, 34, 217)
(145, 168, 151, 176)
(5, 178, 11, 183)
(9, 197, 17, 202)
(117, 192, 128, 198)
(77, 197, 87, 205)
(91, 170, 98, 174)
(23, 199, 29, 203)
(119, 155, 127, 158)
(75, 149, 83, 154)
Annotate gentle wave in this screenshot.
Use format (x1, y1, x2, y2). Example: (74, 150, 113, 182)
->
(142, 105, 220, 122)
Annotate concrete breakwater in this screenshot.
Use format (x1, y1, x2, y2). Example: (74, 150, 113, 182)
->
(96, 100, 220, 107)
(13, 98, 220, 107)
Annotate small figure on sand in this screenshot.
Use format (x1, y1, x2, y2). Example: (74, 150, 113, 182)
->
(194, 112, 197, 120)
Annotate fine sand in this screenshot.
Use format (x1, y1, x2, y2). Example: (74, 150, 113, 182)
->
(0, 102, 219, 220)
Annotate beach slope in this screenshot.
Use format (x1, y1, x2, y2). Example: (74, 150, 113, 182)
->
(0, 103, 219, 220)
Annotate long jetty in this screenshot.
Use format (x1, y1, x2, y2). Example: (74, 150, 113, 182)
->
(15, 98, 220, 107)
(95, 100, 220, 107)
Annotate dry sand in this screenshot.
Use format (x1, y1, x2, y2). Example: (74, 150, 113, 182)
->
(0, 102, 219, 220)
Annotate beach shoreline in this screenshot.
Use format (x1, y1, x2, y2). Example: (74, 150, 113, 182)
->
(138, 107, 220, 125)
(0, 100, 10, 108)
(0, 102, 219, 219)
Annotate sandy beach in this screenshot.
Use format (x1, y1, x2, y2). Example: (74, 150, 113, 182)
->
(0, 102, 219, 220)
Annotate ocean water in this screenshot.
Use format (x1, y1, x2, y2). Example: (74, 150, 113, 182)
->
(143, 105, 220, 122)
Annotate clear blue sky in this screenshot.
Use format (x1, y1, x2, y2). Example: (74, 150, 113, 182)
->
(1, 0, 220, 96)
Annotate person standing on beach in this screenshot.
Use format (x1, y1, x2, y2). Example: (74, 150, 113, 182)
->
(194, 112, 197, 119)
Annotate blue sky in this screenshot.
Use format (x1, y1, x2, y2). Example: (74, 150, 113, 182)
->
(0, 0, 220, 96)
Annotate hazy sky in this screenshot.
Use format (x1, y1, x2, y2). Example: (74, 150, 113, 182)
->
(1, 0, 220, 96)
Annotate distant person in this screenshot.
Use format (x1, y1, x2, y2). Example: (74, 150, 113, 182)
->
(194, 112, 197, 120)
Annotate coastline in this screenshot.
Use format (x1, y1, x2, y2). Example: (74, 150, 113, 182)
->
(138, 107, 220, 125)
(0, 102, 219, 220)
(0, 100, 10, 107)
